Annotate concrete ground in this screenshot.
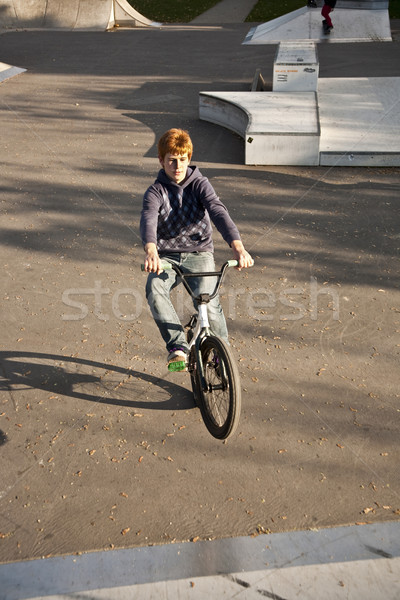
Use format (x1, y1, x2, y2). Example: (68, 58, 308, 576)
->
(0, 4, 400, 598)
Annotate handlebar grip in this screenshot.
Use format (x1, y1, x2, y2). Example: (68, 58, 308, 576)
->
(227, 260, 239, 268)
(141, 261, 173, 271)
(160, 261, 173, 270)
(226, 259, 254, 268)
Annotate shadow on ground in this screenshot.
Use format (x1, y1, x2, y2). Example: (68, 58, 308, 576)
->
(0, 351, 193, 411)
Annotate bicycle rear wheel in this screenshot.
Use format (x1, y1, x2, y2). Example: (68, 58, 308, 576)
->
(197, 336, 241, 440)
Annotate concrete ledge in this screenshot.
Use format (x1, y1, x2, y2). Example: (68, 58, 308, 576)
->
(318, 77, 400, 165)
(199, 77, 400, 167)
(2, 522, 399, 599)
(199, 91, 320, 165)
(199, 93, 250, 139)
(320, 151, 400, 166)
(0, 62, 26, 83)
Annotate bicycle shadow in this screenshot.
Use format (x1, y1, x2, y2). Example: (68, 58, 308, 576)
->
(0, 351, 194, 411)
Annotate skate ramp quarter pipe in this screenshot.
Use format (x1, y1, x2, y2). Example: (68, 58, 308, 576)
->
(0, 0, 160, 30)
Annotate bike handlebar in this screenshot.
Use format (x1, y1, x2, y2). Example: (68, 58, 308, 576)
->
(161, 259, 239, 271)
(141, 259, 247, 302)
(141, 259, 239, 272)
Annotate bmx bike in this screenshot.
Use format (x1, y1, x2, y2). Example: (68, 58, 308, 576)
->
(143, 259, 245, 440)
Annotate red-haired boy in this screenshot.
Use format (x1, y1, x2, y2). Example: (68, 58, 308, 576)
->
(140, 128, 253, 369)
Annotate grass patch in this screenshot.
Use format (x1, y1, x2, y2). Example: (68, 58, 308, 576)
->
(126, 0, 221, 23)
(389, 0, 400, 18)
(128, 0, 400, 22)
(246, 0, 305, 22)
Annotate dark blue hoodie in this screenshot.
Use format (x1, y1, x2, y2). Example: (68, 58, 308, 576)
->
(140, 166, 241, 253)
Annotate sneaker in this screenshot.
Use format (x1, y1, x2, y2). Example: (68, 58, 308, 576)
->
(167, 348, 187, 372)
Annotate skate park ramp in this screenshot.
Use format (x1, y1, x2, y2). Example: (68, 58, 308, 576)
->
(0, 0, 161, 31)
(0, 60, 25, 82)
(244, 3, 392, 44)
(199, 75, 400, 166)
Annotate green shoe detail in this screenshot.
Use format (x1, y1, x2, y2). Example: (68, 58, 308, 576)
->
(168, 360, 187, 372)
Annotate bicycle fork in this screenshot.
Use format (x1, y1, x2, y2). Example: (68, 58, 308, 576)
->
(190, 303, 227, 393)
(188, 303, 208, 392)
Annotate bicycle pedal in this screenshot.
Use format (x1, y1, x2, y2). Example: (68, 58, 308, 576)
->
(168, 360, 187, 372)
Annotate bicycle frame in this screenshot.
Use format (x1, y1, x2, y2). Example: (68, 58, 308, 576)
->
(158, 259, 237, 390)
(188, 303, 211, 393)
(187, 303, 209, 350)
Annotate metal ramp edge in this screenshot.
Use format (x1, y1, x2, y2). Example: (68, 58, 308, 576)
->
(243, 7, 309, 44)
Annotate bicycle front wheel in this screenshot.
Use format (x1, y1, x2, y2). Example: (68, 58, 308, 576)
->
(197, 336, 241, 440)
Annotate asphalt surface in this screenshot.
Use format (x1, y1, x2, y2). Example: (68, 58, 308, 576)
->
(0, 15, 400, 569)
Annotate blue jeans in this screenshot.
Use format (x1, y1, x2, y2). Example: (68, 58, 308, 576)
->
(145, 252, 229, 353)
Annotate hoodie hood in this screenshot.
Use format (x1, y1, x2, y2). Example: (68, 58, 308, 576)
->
(141, 164, 240, 253)
(156, 165, 202, 189)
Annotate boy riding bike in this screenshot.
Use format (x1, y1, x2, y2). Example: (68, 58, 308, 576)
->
(140, 128, 253, 370)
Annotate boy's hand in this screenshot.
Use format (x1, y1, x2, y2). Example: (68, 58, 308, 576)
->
(230, 240, 254, 270)
(144, 243, 163, 274)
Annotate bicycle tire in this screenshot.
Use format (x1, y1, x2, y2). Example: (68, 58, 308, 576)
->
(197, 336, 241, 440)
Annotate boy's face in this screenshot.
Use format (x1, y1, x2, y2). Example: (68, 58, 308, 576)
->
(159, 152, 190, 184)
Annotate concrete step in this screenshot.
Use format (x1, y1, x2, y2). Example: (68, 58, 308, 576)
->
(199, 77, 400, 166)
(199, 91, 320, 166)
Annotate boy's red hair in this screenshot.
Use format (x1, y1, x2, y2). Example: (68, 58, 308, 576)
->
(157, 128, 193, 160)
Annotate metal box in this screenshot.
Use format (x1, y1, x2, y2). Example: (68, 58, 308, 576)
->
(273, 42, 319, 92)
